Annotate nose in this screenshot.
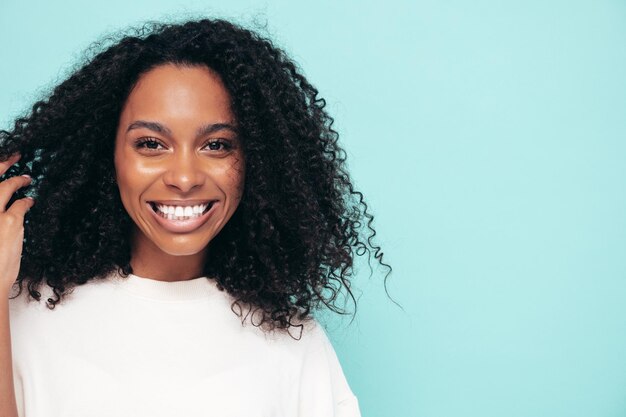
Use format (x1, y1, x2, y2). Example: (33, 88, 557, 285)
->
(162, 150, 205, 193)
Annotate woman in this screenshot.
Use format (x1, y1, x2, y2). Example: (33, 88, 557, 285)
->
(0, 18, 391, 417)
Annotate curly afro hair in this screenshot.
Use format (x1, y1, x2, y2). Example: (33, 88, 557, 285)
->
(0, 18, 393, 334)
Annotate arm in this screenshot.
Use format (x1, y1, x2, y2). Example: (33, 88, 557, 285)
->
(0, 290, 18, 417)
(0, 153, 36, 417)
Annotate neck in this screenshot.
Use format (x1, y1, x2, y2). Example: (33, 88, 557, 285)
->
(129, 228, 208, 282)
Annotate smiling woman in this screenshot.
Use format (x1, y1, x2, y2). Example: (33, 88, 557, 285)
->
(0, 18, 391, 417)
(114, 64, 245, 278)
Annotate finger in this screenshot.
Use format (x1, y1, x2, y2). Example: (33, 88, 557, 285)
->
(0, 153, 21, 176)
(0, 175, 32, 212)
(5, 196, 35, 219)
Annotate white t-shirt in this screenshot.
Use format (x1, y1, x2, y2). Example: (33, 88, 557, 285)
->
(8, 270, 361, 417)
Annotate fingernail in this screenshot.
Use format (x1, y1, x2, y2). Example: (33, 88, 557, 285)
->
(21, 174, 31, 179)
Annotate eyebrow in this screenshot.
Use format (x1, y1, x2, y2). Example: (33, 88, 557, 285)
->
(126, 120, 238, 139)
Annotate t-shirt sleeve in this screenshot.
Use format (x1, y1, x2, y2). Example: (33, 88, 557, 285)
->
(297, 321, 362, 417)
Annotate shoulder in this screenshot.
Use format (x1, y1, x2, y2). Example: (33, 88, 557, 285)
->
(294, 319, 362, 415)
(260, 315, 334, 349)
(7, 275, 116, 328)
(8, 281, 52, 316)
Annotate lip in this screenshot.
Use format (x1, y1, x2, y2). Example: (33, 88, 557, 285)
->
(146, 201, 217, 233)
(149, 199, 214, 206)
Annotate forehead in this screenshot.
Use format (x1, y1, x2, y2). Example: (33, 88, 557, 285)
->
(119, 64, 235, 125)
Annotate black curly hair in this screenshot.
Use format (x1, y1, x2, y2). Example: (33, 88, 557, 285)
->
(0, 18, 394, 335)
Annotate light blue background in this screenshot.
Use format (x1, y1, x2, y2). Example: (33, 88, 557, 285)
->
(2, 1, 626, 416)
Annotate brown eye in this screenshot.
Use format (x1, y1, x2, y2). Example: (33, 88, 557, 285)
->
(134, 138, 164, 151)
(204, 140, 233, 152)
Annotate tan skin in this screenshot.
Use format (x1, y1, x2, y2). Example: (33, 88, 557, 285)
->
(114, 64, 245, 282)
(0, 154, 35, 291)
(0, 153, 35, 417)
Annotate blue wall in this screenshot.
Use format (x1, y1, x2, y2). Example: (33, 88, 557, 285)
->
(2, 1, 626, 416)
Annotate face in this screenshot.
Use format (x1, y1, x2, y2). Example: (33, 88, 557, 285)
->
(114, 64, 245, 259)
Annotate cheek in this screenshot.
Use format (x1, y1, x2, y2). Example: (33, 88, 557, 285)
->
(114, 154, 143, 201)
(115, 176, 138, 216)
(115, 146, 153, 186)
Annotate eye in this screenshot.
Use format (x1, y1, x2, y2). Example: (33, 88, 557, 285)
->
(203, 139, 234, 152)
(133, 137, 165, 151)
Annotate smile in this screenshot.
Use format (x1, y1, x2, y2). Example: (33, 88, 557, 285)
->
(146, 200, 217, 233)
(151, 201, 212, 220)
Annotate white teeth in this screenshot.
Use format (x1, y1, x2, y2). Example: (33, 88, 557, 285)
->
(153, 202, 211, 220)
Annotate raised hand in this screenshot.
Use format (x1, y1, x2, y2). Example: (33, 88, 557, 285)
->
(0, 153, 35, 295)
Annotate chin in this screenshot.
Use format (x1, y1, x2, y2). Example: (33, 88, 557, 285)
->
(154, 237, 211, 257)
